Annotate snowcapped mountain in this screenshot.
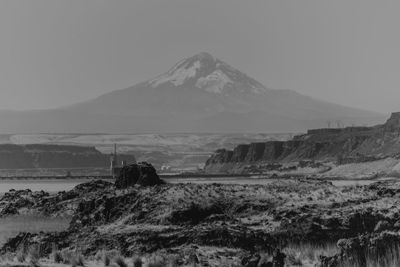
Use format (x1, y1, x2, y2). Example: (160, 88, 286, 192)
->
(148, 52, 267, 95)
(0, 52, 385, 133)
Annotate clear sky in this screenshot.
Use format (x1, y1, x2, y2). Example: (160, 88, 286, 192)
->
(0, 0, 399, 113)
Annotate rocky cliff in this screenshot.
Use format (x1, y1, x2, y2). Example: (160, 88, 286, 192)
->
(0, 144, 136, 169)
(205, 112, 400, 173)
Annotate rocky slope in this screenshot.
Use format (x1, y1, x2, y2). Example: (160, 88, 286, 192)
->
(205, 112, 400, 174)
(3, 178, 400, 266)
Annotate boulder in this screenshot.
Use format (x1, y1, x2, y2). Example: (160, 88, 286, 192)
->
(115, 162, 165, 188)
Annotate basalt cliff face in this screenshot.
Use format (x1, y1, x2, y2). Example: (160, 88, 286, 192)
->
(0, 144, 136, 169)
(205, 112, 400, 173)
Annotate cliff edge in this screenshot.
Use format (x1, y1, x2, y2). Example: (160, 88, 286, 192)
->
(205, 112, 400, 174)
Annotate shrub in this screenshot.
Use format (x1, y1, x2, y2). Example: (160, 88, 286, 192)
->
(94, 250, 103, 262)
(286, 251, 303, 266)
(52, 250, 63, 263)
(28, 244, 41, 267)
(16, 248, 26, 263)
(113, 256, 128, 267)
(59, 249, 85, 266)
(104, 250, 120, 266)
(51, 245, 63, 263)
(146, 255, 167, 267)
(60, 249, 74, 264)
(103, 253, 111, 266)
(132, 256, 143, 267)
(70, 253, 85, 267)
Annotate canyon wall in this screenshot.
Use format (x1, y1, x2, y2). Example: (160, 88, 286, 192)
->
(205, 112, 400, 173)
(0, 144, 136, 169)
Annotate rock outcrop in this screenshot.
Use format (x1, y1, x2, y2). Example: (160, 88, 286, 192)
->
(115, 162, 165, 188)
(205, 112, 400, 173)
(0, 144, 136, 169)
(0, 179, 113, 217)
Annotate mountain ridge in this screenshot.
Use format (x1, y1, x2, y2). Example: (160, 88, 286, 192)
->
(0, 52, 385, 133)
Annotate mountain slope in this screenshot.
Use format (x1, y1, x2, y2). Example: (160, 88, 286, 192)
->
(0, 52, 385, 133)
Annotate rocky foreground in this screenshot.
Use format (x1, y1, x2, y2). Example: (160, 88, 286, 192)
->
(2, 170, 400, 266)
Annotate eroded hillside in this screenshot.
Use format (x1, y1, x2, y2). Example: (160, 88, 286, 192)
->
(2, 179, 400, 266)
(205, 112, 400, 174)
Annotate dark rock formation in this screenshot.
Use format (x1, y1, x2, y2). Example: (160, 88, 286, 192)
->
(0, 144, 136, 169)
(205, 112, 400, 173)
(115, 162, 165, 188)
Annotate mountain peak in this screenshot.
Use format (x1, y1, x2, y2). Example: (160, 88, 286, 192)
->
(3, 53, 383, 134)
(191, 52, 215, 63)
(149, 52, 268, 94)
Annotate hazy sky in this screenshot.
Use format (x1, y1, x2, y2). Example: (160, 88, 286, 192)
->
(0, 0, 399, 113)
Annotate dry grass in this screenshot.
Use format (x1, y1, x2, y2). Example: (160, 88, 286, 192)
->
(282, 242, 339, 266)
(5, 245, 400, 267)
(94, 249, 121, 266)
(144, 255, 170, 267)
(113, 255, 128, 267)
(340, 244, 400, 267)
(59, 248, 86, 266)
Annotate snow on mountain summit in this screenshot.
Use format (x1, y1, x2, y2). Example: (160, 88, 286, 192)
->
(149, 52, 268, 94)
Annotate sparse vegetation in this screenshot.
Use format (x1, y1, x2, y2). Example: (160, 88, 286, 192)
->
(132, 256, 143, 267)
(70, 253, 85, 267)
(4, 243, 400, 267)
(338, 244, 400, 267)
(59, 249, 86, 266)
(52, 246, 63, 263)
(145, 255, 168, 267)
(283, 242, 339, 264)
(113, 255, 128, 267)
(286, 251, 303, 266)
(16, 247, 26, 263)
(28, 244, 41, 267)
